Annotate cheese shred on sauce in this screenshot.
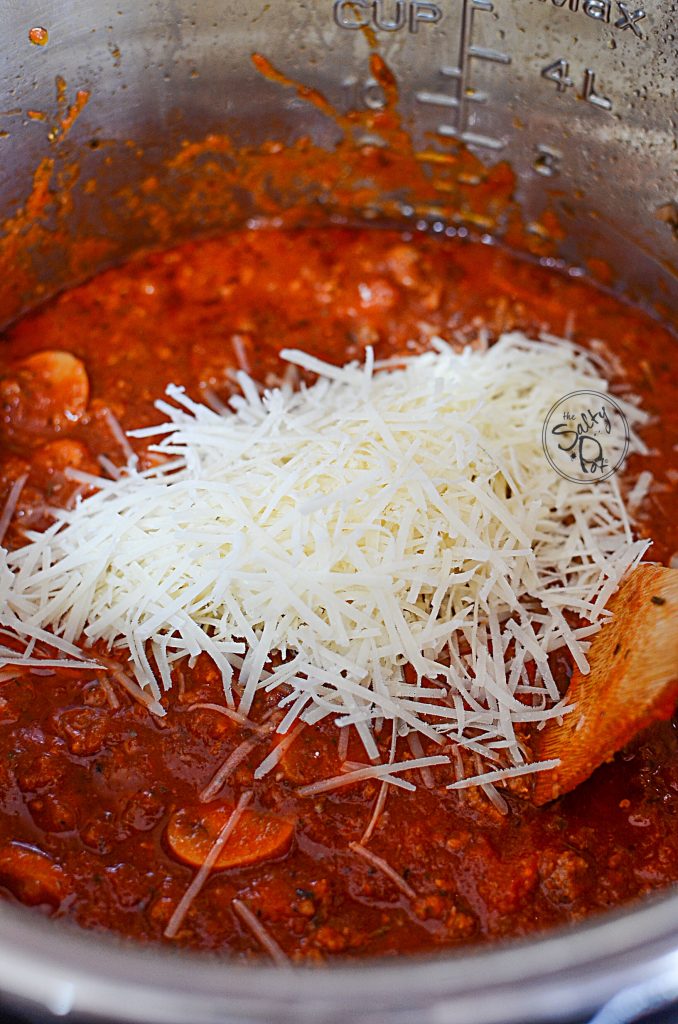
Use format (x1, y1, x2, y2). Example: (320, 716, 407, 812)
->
(0, 333, 650, 785)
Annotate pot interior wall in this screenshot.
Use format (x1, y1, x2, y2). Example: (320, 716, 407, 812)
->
(0, 0, 675, 327)
(0, 2, 676, 1022)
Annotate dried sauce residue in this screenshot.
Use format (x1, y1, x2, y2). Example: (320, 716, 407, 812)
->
(247, 52, 518, 236)
(115, 49, 546, 288)
(0, 50, 651, 331)
(0, 77, 93, 325)
(28, 26, 49, 47)
(54, 84, 90, 144)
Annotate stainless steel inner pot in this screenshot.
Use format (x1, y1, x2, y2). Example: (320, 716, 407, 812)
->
(0, 1, 676, 1021)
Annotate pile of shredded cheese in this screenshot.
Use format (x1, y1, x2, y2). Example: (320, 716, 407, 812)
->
(0, 332, 650, 788)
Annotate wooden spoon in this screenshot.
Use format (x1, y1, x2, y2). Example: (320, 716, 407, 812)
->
(532, 564, 678, 806)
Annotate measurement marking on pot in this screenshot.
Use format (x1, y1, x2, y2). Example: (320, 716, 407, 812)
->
(536, 0, 647, 37)
(342, 74, 388, 110)
(533, 144, 563, 177)
(333, 0, 443, 33)
(541, 59, 574, 93)
(582, 68, 612, 109)
(614, 2, 646, 36)
(541, 60, 613, 110)
(415, 0, 510, 153)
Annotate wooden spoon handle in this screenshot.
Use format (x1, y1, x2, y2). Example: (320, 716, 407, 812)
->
(532, 564, 678, 806)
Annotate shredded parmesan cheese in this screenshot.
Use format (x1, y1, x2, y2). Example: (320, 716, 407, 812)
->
(349, 841, 416, 900)
(232, 898, 289, 965)
(0, 473, 28, 546)
(0, 332, 650, 789)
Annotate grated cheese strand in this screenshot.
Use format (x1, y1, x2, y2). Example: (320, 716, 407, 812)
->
(254, 721, 306, 780)
(199, 737, 262, 803)
(349, 841, 417, 900)
(0, 332, 650, 788)
(298, 756, 463, 796)
(0, 473, 28, 546)
(232, 898, 290, 966)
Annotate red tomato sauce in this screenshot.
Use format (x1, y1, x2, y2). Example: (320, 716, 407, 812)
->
(0, 227, 676, 961)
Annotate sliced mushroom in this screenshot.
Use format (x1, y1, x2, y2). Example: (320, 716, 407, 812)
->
(166, 803, 295, 870)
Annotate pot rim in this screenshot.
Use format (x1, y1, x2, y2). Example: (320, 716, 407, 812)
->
(1, 884, 677, 1023)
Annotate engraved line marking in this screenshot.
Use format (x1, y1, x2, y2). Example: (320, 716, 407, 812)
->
(537, 0, 647, 32)
(341, 75, 387, 110)
(416, 89, 486, 107)
(362, 80, 388, 109)
(533, 144, 563, 177)
(467, 45, 511, 63)
(410, 1, 443, 31)
(333, 0, 370, 29)
(417, 91, 461, 108)
(412, 0, 508, 151)
(541, 59, 575, 92)
(614, 1, 645, 36)
(582, 0, 611, 24)
(539, 0, 582, 10)
(460, 130, 504, 150)
(372, 0, 408, 32)
(541, 60, 612, 111)
(333, 0, 443, 32)
(582, 68, 612, 109)
(455, 0, 475, 138)
(437, 124, 505, 150)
